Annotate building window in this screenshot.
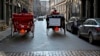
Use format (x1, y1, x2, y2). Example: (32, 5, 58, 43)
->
(0, 0, 4, 20)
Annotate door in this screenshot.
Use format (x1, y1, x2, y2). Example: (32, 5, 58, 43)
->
(80, 20, 90, 36)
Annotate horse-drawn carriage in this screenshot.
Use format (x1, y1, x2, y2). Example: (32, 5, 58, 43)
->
(11, 13, 34, 37)
(46, 14, 66, 36)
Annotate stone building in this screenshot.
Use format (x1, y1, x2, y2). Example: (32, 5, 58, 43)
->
(18, 0, 34, 14)
(49, 0, 70, 21)
(49, 0, 81, 21)
(0, 0, 4, 20)
(33, 0, 41, 16)
(80, 0, 100, 18)
(40, 1, 49, 15)
(28, 0, 34, 14)
(0, 0, 33, 31)
(49, 0, 67, 21)
(0, 0, 15, 30)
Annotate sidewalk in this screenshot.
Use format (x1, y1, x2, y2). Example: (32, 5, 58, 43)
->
(0, 28, 11, 41)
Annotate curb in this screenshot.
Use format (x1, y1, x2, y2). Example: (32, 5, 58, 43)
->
(0, 28, 11, 41)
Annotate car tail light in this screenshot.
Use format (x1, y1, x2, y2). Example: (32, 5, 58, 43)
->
(96, 27, 100, 32)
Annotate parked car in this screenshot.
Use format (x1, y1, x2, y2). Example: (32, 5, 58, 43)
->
(66, 17, 86, 34)
(78, 18, 100, 43)
(66, 17, 78, 33)
(77, 19, 86, 27)
(37, 16, 44, 21)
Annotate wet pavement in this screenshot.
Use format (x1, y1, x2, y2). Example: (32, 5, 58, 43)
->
(0, 19, 100, 56)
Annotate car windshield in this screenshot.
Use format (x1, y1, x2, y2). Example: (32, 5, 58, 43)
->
(70, 18, 78, 21)
(96, 19, 100, 24)
(77, 20, 85, 24)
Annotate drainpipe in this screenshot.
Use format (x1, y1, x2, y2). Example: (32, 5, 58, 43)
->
(78, 0, 81, 18)
(86, 0, 88, 18)
(94, 0, 97, 18)
(4, 0, 6, 25)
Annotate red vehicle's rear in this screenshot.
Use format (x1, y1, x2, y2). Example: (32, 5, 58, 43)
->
(12, 13, 34, 36)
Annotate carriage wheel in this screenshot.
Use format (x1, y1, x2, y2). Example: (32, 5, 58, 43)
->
(64, 28, 66, 36)
(47, 28, 49, 36)
(11, 23, 14, 37)
(64, 23, 66, 36)
(60, 28, 62, 32)
(46, 21, 49, 36)
(33, 28, 34, 38)
(31, 26, 34, 38)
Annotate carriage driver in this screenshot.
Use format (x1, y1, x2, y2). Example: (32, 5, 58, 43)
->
(46, 8, 65, 31)
(50, 8, 59, 15)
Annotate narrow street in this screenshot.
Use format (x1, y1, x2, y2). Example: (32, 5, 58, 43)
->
(0, 19, 100, 56)
(1, 0, 100, 56)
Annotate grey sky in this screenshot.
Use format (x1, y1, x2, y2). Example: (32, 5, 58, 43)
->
(40, 0, 49, 1)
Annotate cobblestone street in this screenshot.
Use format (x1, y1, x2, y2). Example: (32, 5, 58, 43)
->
(0, 51, 100, 56)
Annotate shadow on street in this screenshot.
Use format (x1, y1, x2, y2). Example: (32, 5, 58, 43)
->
(0, 33, 33, 44)
(79, 37, 100, 46)
(48, 32, 67, 39)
